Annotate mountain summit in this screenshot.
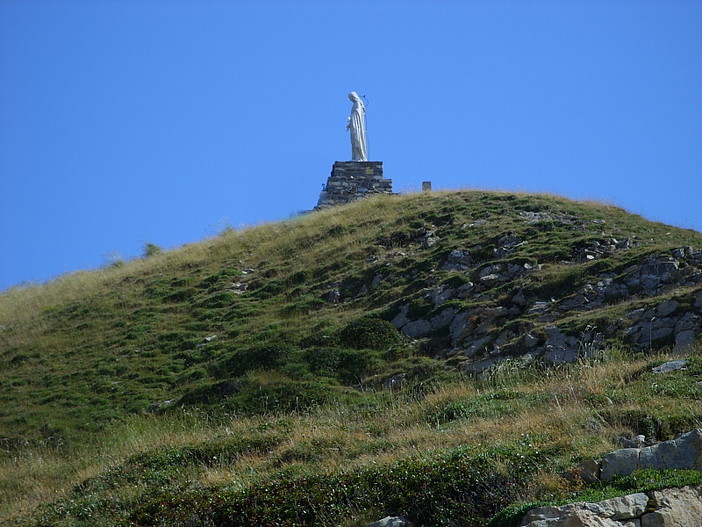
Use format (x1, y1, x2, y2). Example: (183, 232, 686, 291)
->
(2, 190, 701, 526)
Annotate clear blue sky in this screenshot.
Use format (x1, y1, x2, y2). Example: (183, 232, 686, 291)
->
(1, 1, 701, 292)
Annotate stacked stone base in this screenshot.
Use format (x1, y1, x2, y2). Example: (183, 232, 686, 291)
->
(316, 161, 391, 209)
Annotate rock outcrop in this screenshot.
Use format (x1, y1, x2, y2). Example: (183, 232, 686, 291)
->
(599, 429, 702, 482)
(388, 246, 702, 375)
(520, 430, 702, 527)
(520, 486, 702, 526)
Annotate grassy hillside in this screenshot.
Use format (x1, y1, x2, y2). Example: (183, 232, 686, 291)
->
(1, 190, 701, 526)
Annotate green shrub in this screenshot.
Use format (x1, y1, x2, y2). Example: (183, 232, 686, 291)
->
(225, 379, 337, 415)
(337, 317, 401, 350)
(427, 391, 522, 424)
(143, 243, 162, 258)
(212, 344, 294, 378)
(304, 348, 382, 383)
(131, 440, 550, 527)
(196, 291, 236, 309)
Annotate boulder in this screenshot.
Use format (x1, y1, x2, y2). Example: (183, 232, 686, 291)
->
(520, 493, 648, 526)
(642, 486, 702, 526)
(655, 299, 678, 317)
(674, 330, 697, 351)
(364, 516, 409, 527)
(430, 307, 456, 331)
(520, 487, 702, 527)
(390, 305, 411, 329)
(463, 336, 492, 358)
(401, 319, 431, 338)
(600, 448, 641, 481)
(600, 429, 702, 482)
(428, 285, 454, 306)
(440, 249, 472, 270)
(651, 360, 688, 374)
(463, 357, 504, 375)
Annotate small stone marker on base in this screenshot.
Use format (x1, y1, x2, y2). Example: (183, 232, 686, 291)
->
(422, 181, 432, 192)
(316, 161, 392, 209)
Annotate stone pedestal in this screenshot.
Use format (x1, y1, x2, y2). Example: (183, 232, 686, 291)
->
(315, 161, 392, 209)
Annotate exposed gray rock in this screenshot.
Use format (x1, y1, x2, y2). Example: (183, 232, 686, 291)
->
(430, 308, 456, 331)
(463, 357, 504, 375)
(463, 336, 492, 358)
(478, 263, 504, 279)
(449, 312, 470, 344)
(421, 231, 438, 248)
(520, 492, 648, 526)
(230, 282, 248, 294)
(401, 319, 431, 338)
(695, 292, 702, 310)
(480, 273, 504, 284)
(541, 326, 579, 364)
(428, 285, 454, 306)
(543, 347, 578, 365)
(454, 282, 474, 299)
(651, 360, 688, 374)
(326, 289, 341, 303)
(675, 312, 700, 332)
(384, 373, 407, 390)
(371, 274, 384, 287)
(520, 487, 702, 527)
(494, 328, 517, 347)
(529, 301, 551, 314)
(655, 299, 678, 317)
(390, 305, 410, 329)
(440, 249, 472, 270)
(464, 218, 487, 228)
(149, 399, 176, 411)
(600, 429, 702, 482)
(364, 515, 409, 527)
(197, 335, 218, 347)
(649, 326, 674, 341)
(642, 486, 702, 526)
(600, 448, 641, 482)
(524, 333, 540, 348)
(674, 330, 697, 350)
(618, 435, 647, 449)
(585, 493, 649, 520)
(495, 233, 524, 258)
(638, 256, 680, 293)
(672, 246, 694, 259)
(512, 289, 527, 306)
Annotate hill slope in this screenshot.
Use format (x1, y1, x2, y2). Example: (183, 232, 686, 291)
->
(1, 190, 702, 526)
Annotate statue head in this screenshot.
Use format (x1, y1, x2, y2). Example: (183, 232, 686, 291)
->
(348, 92, 362, 104)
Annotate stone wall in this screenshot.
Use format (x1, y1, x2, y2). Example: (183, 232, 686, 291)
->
(315, 161, 392, 209)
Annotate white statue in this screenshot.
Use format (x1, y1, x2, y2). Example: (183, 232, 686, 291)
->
(347, 91, 367, 161)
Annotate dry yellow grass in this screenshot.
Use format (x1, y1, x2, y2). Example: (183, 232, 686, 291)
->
(2, 345, 700, 523)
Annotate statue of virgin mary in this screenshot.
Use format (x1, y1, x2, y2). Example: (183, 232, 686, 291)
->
(346, 92, 368, 161)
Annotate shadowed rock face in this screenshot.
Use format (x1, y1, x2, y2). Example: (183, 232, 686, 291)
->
(388, 244, 702, 376)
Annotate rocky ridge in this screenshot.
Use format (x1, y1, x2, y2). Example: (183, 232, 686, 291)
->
(387, 244, 702, 376)
(3, 190, 702, 527)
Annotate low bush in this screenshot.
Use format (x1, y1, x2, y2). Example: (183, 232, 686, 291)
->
(337, 317, 401, 351)
(131, 439, 551, 527)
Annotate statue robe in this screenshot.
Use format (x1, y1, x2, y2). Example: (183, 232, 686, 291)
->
(348, 92, 368, 161)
